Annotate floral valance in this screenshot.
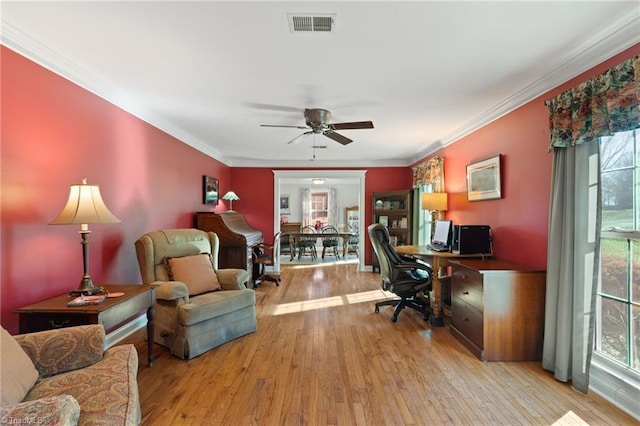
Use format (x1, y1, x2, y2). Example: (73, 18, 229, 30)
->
(545, 55, 640, 150)
(412, 156, 444, 191)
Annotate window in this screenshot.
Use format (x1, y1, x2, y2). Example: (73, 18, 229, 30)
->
(597, 129, 640, 372)
(417, 184, 434, 245)
(310, 192, 328, 227)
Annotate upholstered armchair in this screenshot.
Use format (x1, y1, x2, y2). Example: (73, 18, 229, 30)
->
(135, 229, 256, 359)
(1, 325, 140, 425)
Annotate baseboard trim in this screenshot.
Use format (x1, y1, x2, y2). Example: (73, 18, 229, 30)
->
(589, 353, 640, 421)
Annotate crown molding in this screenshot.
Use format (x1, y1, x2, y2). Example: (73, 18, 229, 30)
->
(413, 10, 640, 162)
(0, 20, 231, 165)
(3, 8, 638, 169)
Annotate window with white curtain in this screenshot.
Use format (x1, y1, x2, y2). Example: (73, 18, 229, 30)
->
(310, 192, 328, 226)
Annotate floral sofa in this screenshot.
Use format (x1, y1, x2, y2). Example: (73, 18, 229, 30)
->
(0, 324, 140, 425)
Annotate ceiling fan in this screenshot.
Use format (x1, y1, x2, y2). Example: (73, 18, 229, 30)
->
(260, 108, 374, 145)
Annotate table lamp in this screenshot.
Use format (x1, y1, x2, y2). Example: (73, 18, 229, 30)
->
(222, 191, 240, 211)
(421, 192, 448, 221)
(50, 178, 120, 296)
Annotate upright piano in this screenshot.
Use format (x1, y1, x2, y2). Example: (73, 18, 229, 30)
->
(195, 212, 264, 281)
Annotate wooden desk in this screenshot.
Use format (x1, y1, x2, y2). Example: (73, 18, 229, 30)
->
(15, 284, 156, 366)
(283, 232, 355, 260)
(448, 259, 546, 361)
(394, 246, 491, 326)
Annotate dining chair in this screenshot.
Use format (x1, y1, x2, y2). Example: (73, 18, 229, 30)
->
(321, 225, 340, 260)
(297, 226, 318, 260)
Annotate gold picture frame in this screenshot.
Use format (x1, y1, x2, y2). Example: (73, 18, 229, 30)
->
(466, 154, 502, 201)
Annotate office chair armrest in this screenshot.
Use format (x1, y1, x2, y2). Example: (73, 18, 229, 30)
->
(395, 262, 433, 280)
(400, 254, 430, 266)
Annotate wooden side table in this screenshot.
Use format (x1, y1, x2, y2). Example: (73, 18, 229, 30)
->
(15, 284, 156, 366)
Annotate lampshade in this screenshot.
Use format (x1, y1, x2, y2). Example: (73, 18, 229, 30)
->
(421, 192, 448, 211)
(50, 178, 120, 296)
(222, 191, 239, 201)
(222, 191, 239, 211)
(50, 179, 120, 226)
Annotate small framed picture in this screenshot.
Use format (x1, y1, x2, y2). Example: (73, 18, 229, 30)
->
(466, 154, 502, 201)
(280, 195, 290, 214)
(203, 175, 219, 205)
(378, 215, 389, 227)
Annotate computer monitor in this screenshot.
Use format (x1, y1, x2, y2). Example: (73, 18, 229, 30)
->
(431, 219, 452, 247)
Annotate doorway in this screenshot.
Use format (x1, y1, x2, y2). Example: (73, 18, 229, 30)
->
(273, 170, 366, 271)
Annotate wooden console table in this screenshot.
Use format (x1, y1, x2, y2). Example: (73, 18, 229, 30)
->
(15, 284, 156, 366)
(394, 245, 491, 326)
(449, 259, 546, 361)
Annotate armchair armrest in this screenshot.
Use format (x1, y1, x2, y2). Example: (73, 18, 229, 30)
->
(14, 325, 104, 378)
(153, 280, 190, 302)
(216, 268, 250, 290)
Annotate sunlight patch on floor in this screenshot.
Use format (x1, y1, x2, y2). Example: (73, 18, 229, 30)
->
(273, 289, 394, 315)
(551, 410, 589, 425)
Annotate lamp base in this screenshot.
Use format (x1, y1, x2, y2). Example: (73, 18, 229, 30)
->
(69, 277, 104, 296)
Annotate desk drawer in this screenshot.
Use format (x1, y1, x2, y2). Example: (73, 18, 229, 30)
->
(19, 312, 99, 333)
(451, 297, 483, 349)
(451, 267, 483, 311)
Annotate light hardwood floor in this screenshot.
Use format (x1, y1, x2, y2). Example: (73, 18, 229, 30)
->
(126, 263, 636, 425)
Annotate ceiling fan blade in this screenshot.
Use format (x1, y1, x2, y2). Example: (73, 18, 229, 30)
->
(330, 121, 374, 130)
(287, 131, 313, 145)
(245, 102, 301, 113)
(261, 124, 309, 129)
(324, 130, 353, 145)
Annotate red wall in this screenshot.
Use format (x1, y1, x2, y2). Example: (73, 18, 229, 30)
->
(1, 47, 231, 333)
(3, 42, 638, 334)
(415, 44, 640, 268)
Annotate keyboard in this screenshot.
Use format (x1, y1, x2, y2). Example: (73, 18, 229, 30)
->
(427, 244, 449, 252)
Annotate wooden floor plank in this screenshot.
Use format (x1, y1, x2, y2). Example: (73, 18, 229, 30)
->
(124, 263, 636, 425)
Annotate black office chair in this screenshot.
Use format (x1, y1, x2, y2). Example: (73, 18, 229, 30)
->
(368, 223, 433, 322)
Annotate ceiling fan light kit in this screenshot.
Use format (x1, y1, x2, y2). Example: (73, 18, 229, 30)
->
(261, 108, 374, 146)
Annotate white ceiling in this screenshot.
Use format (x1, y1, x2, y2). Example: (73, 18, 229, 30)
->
(2, 1, 639, 167)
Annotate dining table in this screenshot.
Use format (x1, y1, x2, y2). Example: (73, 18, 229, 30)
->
(282, 231, 356, 261)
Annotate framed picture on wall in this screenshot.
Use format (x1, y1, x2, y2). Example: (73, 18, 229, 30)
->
(466, 154, 502, 201)
(203, 175, 219, 205)
(280, 195, 290, 214)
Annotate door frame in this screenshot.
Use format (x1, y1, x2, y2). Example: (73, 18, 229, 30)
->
(273, 170, 366, 271)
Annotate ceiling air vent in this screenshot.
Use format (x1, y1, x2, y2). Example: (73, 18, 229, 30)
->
(288, 13, 336, 33)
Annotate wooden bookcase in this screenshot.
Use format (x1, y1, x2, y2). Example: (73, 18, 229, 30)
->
(371, 190, 413, 272)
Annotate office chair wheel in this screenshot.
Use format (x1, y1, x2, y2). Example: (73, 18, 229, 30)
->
(375, 306, 380, 313)
(421, 313, 429, 321)
(391, 315, 398, 323)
